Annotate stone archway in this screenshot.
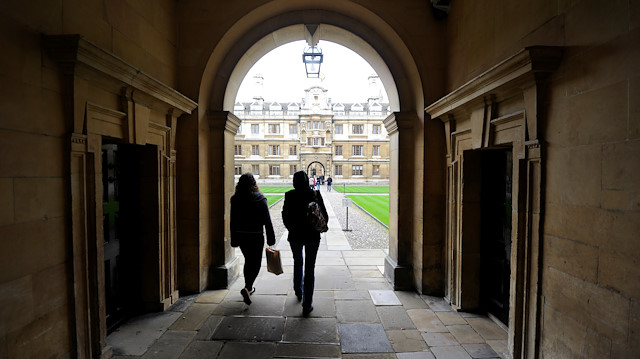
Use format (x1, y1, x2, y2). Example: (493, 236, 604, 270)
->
(306, 161, 326, 178)
(178, 2, 444, 294)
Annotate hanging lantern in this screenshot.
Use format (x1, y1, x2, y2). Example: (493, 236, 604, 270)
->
(302, 46, 323, 78)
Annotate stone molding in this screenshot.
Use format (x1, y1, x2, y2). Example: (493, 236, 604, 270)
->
(44, 35, 197, 116)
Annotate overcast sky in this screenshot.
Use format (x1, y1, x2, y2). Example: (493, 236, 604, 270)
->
(235, 40, 388, 104)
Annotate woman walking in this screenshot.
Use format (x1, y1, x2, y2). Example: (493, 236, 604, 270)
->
(282, 171, 328, 316)
(230, 173, 276, 305)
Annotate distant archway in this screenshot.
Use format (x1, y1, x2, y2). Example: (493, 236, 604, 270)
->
(306, 161, 326, 178)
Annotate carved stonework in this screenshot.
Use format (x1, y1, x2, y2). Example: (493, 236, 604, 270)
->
(426, 47, 561, 359)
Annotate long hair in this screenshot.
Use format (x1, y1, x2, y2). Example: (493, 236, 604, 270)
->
(234, 172, 259, 196)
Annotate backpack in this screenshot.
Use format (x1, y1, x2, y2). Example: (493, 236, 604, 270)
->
(307, 191, 328, 233)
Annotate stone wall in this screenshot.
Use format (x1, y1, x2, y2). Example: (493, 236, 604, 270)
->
(0, 0, 178, 357)
(446, 0, 639, 356)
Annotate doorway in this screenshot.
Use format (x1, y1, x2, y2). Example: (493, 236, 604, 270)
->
(479, 148, 513, 325)
(102, 142, 159, 332)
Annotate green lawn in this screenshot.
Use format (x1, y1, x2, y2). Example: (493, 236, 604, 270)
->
(260, 186, 293, 193)
(265, 195, 284, 206)
(347, 194, 389, 226)
(334, 186, 389, 194)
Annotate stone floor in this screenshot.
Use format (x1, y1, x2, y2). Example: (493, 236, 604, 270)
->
(108, 191, 508, 359)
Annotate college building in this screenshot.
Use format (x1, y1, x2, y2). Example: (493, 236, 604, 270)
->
(233, 75, 391, 182)
(1, 1, 639, 358)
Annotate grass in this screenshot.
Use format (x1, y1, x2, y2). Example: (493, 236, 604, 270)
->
(346, 194, 389, 226)
(265, 195, 284, 206)
(334, 186, 389, 194)
(260, 186, 293, 193)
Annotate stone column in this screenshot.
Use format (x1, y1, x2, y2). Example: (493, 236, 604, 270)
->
(207, 111, 240, 288)
(383, 112, 414, 290)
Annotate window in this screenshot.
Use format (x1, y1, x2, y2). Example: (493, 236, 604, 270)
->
(307, 137, 312, 145)
(335, 165, 343, 176)
(269, 145, 280, 156)
(289, 124, 297, 134)
(289, 145, 297, 155)
(335, 145, 342, 156)
(312, 138, 319, 146)
(234, 166, 242, 175)
(307, 122, 312, 129)
(372, 165, 380, 176)
(335, 124, 343, 134)
(268, 124, 280, 134)
(234, 145, 242, 156)
(252, 165, 260, 175)
(373, 125, 381, 134)
(372, 145, 380, 156)
(353, 145, 363, 156)
(290, 164, 297, 173)
(352, 165, 363, 176)
(269, 165, 280, 176)
(251, 124, 259, 134)
(252, 145, 259, 155)
(352, 124, 364, 134)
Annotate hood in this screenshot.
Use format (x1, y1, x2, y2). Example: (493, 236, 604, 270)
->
(293, 171, 310, 190)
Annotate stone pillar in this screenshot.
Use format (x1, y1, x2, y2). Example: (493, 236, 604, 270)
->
(207, 111, 240, 288)
(383, 113, 414, 290)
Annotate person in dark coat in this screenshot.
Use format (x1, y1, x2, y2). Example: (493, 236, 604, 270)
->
(230, 173, 276, 305)
(282, 171, 328, 316)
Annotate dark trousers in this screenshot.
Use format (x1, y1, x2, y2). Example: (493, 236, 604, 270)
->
(240, 243, 263, 290)
(290, 240, 320, 309)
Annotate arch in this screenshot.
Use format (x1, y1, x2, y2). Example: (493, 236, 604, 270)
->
(306, 161, 326, 178)
(222, 24, 401, 112)
(194, 1, 429, 292)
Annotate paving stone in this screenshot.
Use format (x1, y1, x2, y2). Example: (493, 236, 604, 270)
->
(194, 316, 223, 340)
(350, 269, 384, 278)
(275, 343, 341, 358)
(315, 270, 356, 290)
(395, 291, 429, 309)
(334, 290, 371, 300)
(377, 306, 416, 330)
(370, 290, 403, 306)
(344, 257, 386, 266)
(283, 318, 339, 343)
(461, 344, 499, 358)
(196, 290, 228, 304)
(435, 312, 467, 326)
(108, 311, 182, 356)
(254, 273, 294, 295)
(406, 309, 447, 333)
(342, 354, 397, 359)
(430, 345, 473, 359)
(211, 301, 247, 316)
(241, 295, 286, 317)
(338, 323, 394, 353)
(216, 342, 276, 359)
(464, 318, 507, 341)
(168, 294, 199, 313)
(422, 332, 459, 347)
(354, 278, 393, 291)
(396, 352, 436, 359)
(170, 303, 217, 331)
(447, 325, 484, 344)
(179, 340, 223, 359)
(212, 317, 285, 341)
(336, 300, 380, 323)
(387, 329, 429, 352)
(485, 340, 507, 358)
(422, 296, 453, 312)
(284, 295, 335, 317)
(141, 330, 195, 359)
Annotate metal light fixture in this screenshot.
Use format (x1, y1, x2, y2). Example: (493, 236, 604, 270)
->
(302, 46, 323, 78)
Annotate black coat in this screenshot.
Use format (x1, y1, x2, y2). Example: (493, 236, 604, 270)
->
(282, 189, 328, 243)
(230, 192, 275, 246)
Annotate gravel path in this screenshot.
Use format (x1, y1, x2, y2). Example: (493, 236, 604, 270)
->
(323, 189, 389, 250)
(267, 189, 389, 250)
